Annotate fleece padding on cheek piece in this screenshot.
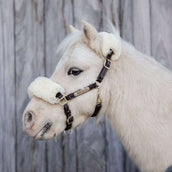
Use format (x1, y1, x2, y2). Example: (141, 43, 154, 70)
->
(100, 32, 121, 61)
(28, 77, 65, 104)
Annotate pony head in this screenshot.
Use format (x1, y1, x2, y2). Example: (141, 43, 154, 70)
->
(22, 21, 121, 140)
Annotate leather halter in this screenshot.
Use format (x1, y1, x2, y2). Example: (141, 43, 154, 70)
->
(56, 49, 114, 131)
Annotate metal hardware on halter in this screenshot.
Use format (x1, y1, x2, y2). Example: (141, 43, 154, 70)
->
(90, 86, 102, 117)
(57, 95, 69, 106)
(56, 92, 69, 106)
(74, 87, 90, 97)
(66, 116, 74, 125)
(96, 86, 101, 103)
(104, 59, 111, 70)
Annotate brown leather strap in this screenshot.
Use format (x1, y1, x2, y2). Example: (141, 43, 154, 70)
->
(56, 92, 63, 99)
(64, 104, 73, 131)
(56, 92, 74, 130)
(65, 82, 98, 101)
(97, 49, 114, 83)
(91, 102, 102, 117)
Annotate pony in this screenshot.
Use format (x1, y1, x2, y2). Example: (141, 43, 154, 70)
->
(23, 21, 172, 172)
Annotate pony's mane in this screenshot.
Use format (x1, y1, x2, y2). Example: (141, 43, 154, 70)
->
(56, 32, 81, 59)
(101, 18, 120, 36)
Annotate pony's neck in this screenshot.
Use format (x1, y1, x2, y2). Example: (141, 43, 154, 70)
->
(104, 40, 172, 171)
(105, 40, 140, 135)
(106, 40, 171, 136)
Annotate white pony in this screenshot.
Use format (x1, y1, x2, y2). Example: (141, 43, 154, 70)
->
(23, 21, 172, 172)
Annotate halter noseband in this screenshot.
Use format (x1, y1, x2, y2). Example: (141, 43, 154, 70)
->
(56, 49, 114, 131)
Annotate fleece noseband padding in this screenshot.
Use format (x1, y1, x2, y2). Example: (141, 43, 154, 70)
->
(28, 77, 65, 104)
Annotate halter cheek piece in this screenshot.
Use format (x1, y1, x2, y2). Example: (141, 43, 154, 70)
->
(56, 49, 114, 131)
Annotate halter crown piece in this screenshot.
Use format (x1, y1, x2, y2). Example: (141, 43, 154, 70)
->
(28, 49, 114, 131)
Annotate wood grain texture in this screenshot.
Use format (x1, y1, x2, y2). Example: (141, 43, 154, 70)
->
(119, 0, 134, 43)
(73, 0, 103, 29)
(133, 0, 151, 55)
(44, 1, 77, 172)
(150, 0, 172, 69)
(0, 0, 16, 172)
(102, 0, 120, 29)
(44, 0, 73, 76)
(73, 1, 107, 172)
(105, 119, 124, 172)
(0, 0, 171, 172)
(14, 0, 46, 171)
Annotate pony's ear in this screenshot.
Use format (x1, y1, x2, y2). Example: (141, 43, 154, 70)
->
(82, 20, 121, 60)
(82, 20, 101, 54)
(69, 25, 79, 33)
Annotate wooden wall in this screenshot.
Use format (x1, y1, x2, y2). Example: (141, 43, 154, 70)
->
(0, 0, 172, 172)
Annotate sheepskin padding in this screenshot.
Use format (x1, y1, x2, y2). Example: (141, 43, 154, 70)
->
(100, 32, 121, 61)
(28, 77, 65, 104)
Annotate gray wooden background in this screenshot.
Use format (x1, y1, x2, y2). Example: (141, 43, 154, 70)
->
(0, 0, 172, 172)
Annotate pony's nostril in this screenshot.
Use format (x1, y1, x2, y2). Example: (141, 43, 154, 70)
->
(24, 112, 34, 128)
(27, 113, 32, 121)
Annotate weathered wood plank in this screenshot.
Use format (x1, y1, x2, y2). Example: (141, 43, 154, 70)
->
(44, 1, 77, 172)
(44, 0, 73, 76)
(0, 2, 5, 171)
(76, 118, 106, 172)
(73, 0, 103, 30)
(73, 1, 106, 172)
(105, 119, 124, 172)
(0, 0, 16, 172)
(44, 1, 64, 171)
(150, 0, 172, 69)
(102, 0, 120, 30)
(133, 0, 151, 55)
(119, 0, 134, 43)
(14, 0, 46, 171)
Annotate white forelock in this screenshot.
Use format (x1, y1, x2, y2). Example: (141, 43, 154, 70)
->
(28, 77, 65, 104)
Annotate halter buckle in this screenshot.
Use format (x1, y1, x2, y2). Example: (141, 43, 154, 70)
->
(104, 59, 111, 69)
(58, 95, 69, 106)
(66, 116, 74, 125)
(97, 86, 101, 103)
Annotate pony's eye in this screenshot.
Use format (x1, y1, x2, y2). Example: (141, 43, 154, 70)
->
(68, 67, 83, 76)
